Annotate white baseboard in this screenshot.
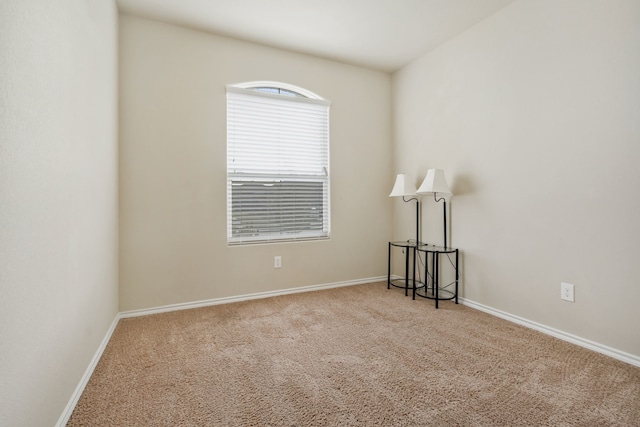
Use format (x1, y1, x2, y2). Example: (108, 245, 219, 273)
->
(55, 315, 120, 427)
(460, 297, 640, 368)
(119, 276, 386, 319)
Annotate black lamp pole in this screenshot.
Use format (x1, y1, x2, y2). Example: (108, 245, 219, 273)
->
(434, 193, 447, 248)
(443, 200, 447, 248)
(403, 196, 420, 245)
(416, 198, 420, 245)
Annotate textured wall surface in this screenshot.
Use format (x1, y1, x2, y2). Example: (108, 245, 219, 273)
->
(118, 15, 393, 311)
(392, 0, 640, 356)
(0, 1, 119, 425)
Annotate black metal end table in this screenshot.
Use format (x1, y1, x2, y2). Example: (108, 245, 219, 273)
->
(413, 244, 459, 308)
(387, 241, 419, 297)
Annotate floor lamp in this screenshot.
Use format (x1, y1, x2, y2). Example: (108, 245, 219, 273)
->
(389, 174, 421, 245)
(417, 169, 452, 248)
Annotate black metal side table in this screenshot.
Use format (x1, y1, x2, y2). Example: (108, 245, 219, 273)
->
(387, 241, 418, 296)
(414, 245, 459, 308)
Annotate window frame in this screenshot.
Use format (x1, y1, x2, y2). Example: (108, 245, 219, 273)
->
(226, 81, 331, 245)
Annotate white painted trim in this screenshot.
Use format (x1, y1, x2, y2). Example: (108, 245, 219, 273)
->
(120, 276, 386, 319)
(460, 297, 640, 368)
(55, 315, 121, 427)
(226, 84, 330, 106)
(228, 81, 326, 101)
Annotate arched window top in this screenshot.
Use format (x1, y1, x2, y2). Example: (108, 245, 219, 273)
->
(231, 81, 325, 101)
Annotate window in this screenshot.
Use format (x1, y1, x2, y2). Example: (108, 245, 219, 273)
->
(226, 82, 330, 245)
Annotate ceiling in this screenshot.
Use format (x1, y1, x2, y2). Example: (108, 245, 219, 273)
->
(116, 0, 515, 73)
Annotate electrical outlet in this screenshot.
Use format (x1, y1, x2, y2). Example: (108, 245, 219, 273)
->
(274, 256, 282, 269)
(561, 282, 574, 302)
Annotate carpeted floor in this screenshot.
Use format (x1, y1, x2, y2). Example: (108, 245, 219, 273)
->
(68, 282, 640, 426)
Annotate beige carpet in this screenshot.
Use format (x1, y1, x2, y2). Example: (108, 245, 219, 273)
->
(68, 282, 640, 426)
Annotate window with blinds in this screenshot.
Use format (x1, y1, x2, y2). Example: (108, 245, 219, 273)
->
(226, 83, 331, 245)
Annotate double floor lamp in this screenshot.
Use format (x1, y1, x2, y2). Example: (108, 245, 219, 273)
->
(390, 169, 452, 248)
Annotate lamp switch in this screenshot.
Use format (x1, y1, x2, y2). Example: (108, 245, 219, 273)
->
(274, 256, 282, 268)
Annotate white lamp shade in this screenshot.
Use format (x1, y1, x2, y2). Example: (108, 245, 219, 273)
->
(417, 169, 452, 197)
(389, 174, 417, 197)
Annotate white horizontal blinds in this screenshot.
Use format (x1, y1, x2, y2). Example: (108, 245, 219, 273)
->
(227, 86, 330, 244)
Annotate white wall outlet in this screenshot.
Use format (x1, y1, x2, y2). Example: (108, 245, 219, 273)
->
(274, 256, 282, 269)
(561, 282, 574, 302)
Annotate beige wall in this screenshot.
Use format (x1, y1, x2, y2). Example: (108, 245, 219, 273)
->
(119, 15, 393, 311)
(392, 0, 640, 356)
(0, 1, 119, 426)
